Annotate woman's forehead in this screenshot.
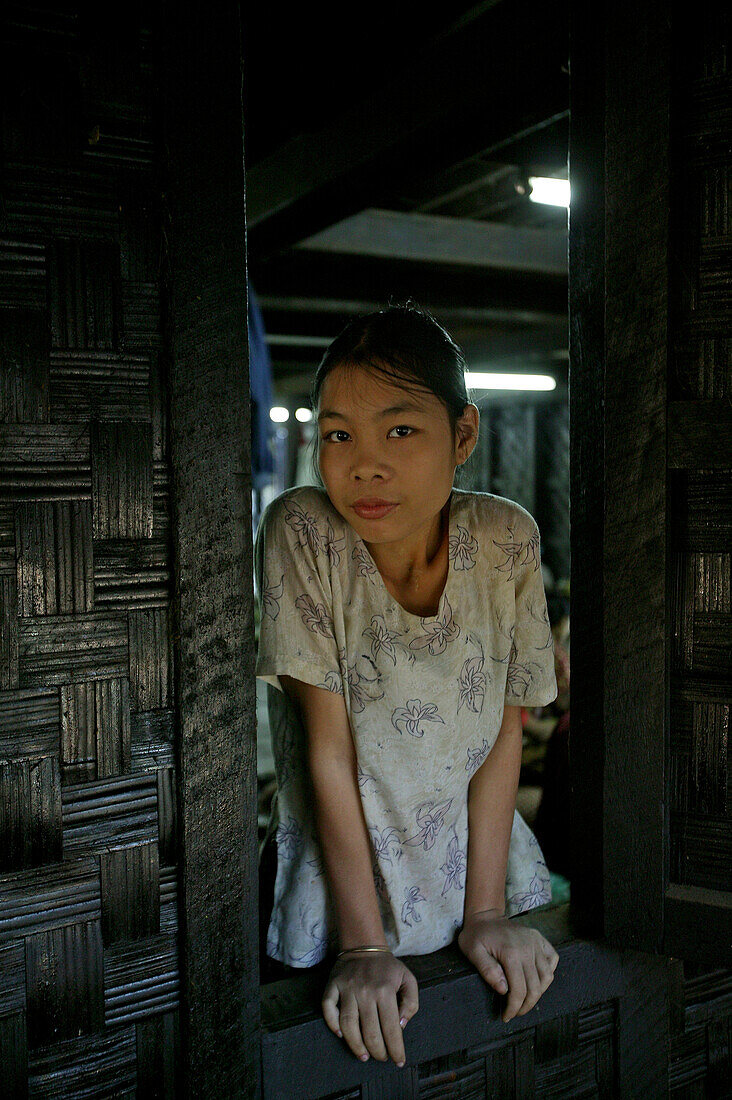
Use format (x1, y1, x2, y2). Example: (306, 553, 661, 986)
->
(319, 363, 437, 413)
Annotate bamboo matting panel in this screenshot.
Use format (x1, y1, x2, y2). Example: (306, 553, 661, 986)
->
(0, 5, 181, 1095)
(668, 964, 732, 1096)
(667, 8, 732, 895)
(317, 1002, 616, 1099)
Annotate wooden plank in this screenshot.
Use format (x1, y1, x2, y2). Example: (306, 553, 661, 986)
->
(104, 932, 179, 1026)
(27, 1025, 137, 1099)
(0, 309, 49, 423)
(135, 1011, 181, 1099)
(90, 421, 153, 540)
(258, 294, 566, 331)
(161, 1, 258, 1096)
(15, 502, 93, 618)
(616, 950, 678, 1096)
(602, 0, 670, 952)
(25, 920, 105, 1047)
(0, 757, 62, 871)
(0, 425, 90, 501)
(664, 884, 732, 966)
(252, 251, 568, 331)
(0, 1012, 27, 1100)
(298, 210, 568, 276)
(0, 858, 101, 945)
(567, 0, 606, 935)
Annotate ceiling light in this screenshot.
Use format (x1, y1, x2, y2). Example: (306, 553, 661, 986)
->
(269, 406, 289, 422)
(528, 177, 570, 208)
(465, 372, 556, 391)
(295, 407, 313, 422)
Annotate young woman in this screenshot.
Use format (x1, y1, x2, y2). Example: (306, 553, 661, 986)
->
(255, 303, 560, 1068)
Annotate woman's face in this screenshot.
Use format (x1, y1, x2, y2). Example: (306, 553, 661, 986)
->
(316, 363, 475, 548)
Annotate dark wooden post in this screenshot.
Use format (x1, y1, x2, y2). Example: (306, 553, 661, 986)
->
(601, 0, 671, 954)
(163, 3, 259, 1096)
(570, 0, 732, 964)
(567, 0, 606, 936)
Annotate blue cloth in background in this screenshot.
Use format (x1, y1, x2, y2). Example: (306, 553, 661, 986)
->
(248, 280, 274, 484)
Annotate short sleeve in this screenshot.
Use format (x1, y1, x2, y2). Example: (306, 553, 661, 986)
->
(503, 518, 558, 707)
(254, 492, 343, 695)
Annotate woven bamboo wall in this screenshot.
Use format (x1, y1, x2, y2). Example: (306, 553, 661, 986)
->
(0, 6, 180, 1096)
(667, 8, 731, 898)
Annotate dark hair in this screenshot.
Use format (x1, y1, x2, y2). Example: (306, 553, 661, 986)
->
(308, 300, 474, 485)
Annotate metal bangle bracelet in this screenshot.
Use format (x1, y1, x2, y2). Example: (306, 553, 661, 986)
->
(337, 945, 392, 959)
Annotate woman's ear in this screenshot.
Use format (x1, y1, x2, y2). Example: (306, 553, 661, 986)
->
(455, 403, 480, 464)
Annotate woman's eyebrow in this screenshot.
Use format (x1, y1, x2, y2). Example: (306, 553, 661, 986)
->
(317, 403, 424, 423)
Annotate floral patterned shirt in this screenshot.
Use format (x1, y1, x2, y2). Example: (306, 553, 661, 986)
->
(254, 485, 558, 967)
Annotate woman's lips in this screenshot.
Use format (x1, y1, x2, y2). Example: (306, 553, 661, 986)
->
(351, 500, 398, 519)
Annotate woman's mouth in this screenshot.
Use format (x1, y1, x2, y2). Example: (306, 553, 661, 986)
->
(351, 500, 398, 520)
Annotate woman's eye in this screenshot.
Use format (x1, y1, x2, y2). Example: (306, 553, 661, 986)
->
(322, 429, 350, 443)
(388, 425, 414, 438)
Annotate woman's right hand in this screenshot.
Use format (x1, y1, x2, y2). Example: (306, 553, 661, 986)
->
(321, 952, 419, 1066)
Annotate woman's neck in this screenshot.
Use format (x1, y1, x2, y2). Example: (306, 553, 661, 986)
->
(365, 496, 451, 590)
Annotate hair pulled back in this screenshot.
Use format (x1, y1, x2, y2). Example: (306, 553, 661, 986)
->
(311, 300, 471, 435)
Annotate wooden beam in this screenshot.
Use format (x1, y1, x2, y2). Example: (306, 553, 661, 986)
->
(258, 295, 567, 329)
(250, 253, 568, 325)
(246, 0, 569, 256)
(163, 2, 259, 1096)
(297, 209, 568, 276)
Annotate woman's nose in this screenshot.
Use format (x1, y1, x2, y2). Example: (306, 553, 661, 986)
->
(350, 442, 386, 480)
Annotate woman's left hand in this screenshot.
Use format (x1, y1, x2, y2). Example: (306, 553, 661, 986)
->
(457, 909, 559, 1022)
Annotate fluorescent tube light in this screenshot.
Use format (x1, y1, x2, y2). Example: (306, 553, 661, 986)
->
(528, 177, 570, 208)
(465, 372, 556, 391)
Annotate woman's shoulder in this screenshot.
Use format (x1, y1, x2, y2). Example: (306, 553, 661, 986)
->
(257, 486, 353, 565)
(260, 484, 341, 528)
(453, 488, 538, 537)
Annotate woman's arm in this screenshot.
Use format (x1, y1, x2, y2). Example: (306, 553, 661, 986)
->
(279, 675, 418, 1065)
(459, 702, 559, 1021)
(279, 674, 384, 947)
(464, 704, 524, 917)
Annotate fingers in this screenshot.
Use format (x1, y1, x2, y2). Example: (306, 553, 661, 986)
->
(546, 946, 560, 972)
(514, 960, 543, 1020)
(396, 969, 420, 1026)
(501, 957, 528, 1022)
(471, 942, 509, 995)
(360, 1000, 389, 1062)
(502, 943, 559, 1022)
(321, 980, 342, 1038)
(338, 992, 370, 1062)
(377, 995, 406, 1067)
(322, 965, 419, 1065)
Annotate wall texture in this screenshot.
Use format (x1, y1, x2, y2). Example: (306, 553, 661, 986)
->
(0, 7, 181, 1095)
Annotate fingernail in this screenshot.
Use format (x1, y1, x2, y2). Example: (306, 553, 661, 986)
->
(399, 1017, 407, 1028)
(396, 1061, 405, 1069)
(336, 1030, 342, 1038)
(360, 1053, 369, 1062)
(498, 980, 507, 990)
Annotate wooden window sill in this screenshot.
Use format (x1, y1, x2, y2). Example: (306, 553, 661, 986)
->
(261, 902, 625, 1098)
